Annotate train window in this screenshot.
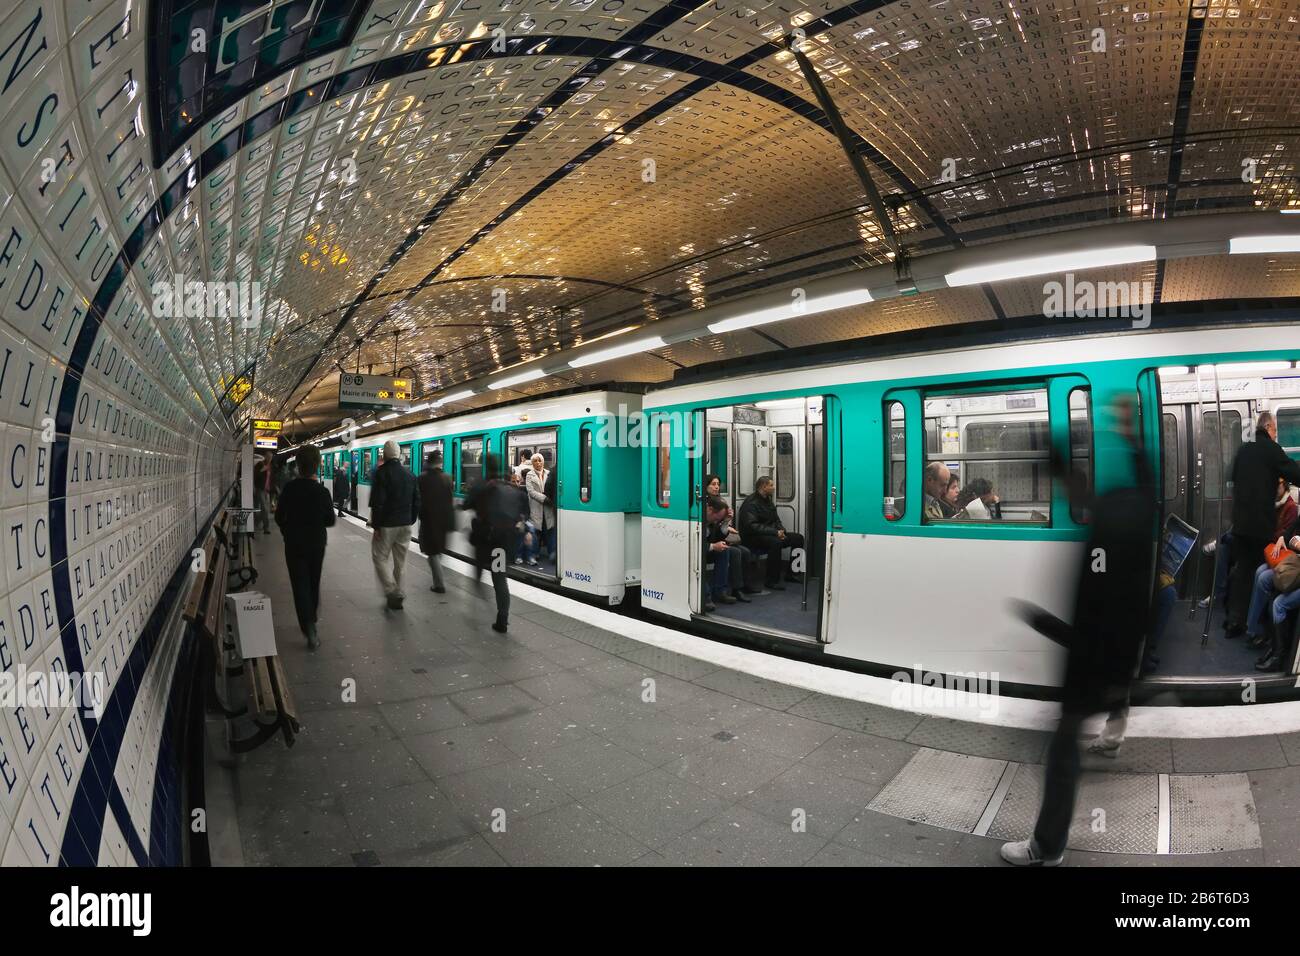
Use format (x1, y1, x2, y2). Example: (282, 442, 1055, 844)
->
(579, 427, 593, 503)
(459, 436, 484, 494)
(1161, 414, 1179, 501)
(1202, 410, 1241, 499)
(775, 432, 795, 502)
(709, 428, 728, 493)
(884, 400, 905, 519)
(400, 444, 412, 469)
(656, 418, 671, 508)
(1068, 388, 1093, 523)
(1277, 408, 1300, 455)
(421, 440, 445, 470)
(924, 387, 1051, 523)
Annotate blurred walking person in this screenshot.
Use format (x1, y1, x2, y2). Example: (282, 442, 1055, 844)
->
(1003, 395, 1157, 866)
(464, 454, 526, 632)
(274, 445, 335, 649)
(369, 440, 420, 610)
(418, 450, 454, 594)
(253, 451, 273, 534)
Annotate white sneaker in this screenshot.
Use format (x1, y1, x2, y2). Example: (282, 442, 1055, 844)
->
(1000, 839, 1063, 867)
(1202, 540, 1217, 555)
(513, 557, 523, 565)
(1197, 596, 1211, 609)
(528, 558, 539, 567)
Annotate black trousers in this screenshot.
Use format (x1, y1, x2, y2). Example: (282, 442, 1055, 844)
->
(285, 548, 325, 631)
(1033, 710, 1085, 858)
(1227, 534, 1269, 629)
(743, 532, 805, 584)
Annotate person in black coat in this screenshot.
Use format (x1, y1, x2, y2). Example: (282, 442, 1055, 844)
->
(418, 451, 455, 593)
(738, 476, 805, 589)
(463, 454, 525, 632)
(274, 445, 335, 648)
(332, 465, 349, 516)
(1225, 411, 1300, 635)
(349, 465, 358, 512)
(1002, 395, 1158, 866)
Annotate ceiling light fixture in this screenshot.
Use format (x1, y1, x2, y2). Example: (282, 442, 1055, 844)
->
(380, 412, 399, 420)
(707, 288, 873, 334)
(488, 368, 546, 390)
(569, 335, 666, 367)
(1228, 235, 1300, 254)
(433, 389, 476, 406)
(944, 245, 1157, 286)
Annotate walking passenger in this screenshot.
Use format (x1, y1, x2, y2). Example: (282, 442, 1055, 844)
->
(1003, 396, 1157, 866)
(465, 454, 525, 632)
(274, 445, 335, 649)
(253, 451, 273, 534)
(369, 440, 420, 610)
(418, 451, 454, 594)
(738, 476, 805, 590)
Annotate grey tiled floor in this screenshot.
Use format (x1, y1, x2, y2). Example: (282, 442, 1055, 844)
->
(221, 520, 1299, 866)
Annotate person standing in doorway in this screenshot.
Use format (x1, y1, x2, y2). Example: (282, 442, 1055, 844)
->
(274, 445, 335, 649)
(253, 451, 273, 534)
(1225, 411, 1300, 638)
(369, 440, 420, 610)
(349, 462, 359, 512)
(465, 454, 526, 632)
(332, 460, 350, 517)
(418, 451, 454, 594)
(525, 453, 556, 562)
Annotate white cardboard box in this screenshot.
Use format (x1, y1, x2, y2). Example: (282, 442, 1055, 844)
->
(225, 591, 278, 659)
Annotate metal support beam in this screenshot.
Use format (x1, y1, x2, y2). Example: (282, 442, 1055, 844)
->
(789, 36, 910, 284)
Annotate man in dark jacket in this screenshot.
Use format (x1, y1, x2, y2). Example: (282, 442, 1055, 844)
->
(332, 463, 350, 516)
(1225, 411, 1300, 635)
(1003, 395, 1158, 866)
(369, 440, 420, 610)
(418, 451, 455, 593)
(274, 445, 335, 648)
(738, 476, 806, 589)
(464, 454, 525, 632)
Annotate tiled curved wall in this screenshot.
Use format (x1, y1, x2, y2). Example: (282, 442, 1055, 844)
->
(0, 0, 234, 866)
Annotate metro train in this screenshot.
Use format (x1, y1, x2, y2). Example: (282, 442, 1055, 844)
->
(313, 318, 1300, 700)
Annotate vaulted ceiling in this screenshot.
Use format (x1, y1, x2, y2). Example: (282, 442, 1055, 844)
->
(23, 0, 1300, 443)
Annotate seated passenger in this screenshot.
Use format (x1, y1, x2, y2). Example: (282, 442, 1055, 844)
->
(1244, 511, 1300, 670)
(922, 462, 951, 521)
(703, 495, 735, 610)
(940, 474, 961, 518)
(955, 478, 1001, 520)
(704, 473, 757, 599)
(738, 476, 806, 590)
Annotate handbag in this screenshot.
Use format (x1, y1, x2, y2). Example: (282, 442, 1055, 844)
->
(1265, 538, 1289, 568)
(1274, 553, 1300, 594)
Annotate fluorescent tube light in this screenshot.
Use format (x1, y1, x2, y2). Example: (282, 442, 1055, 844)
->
(945, 245, 1157, 286)
(407, 402, 432, 413)
(380, 412, 399, 421)
(708, 288, 873, 334)
(1215, 361, 1294, 375)
(488, 368, 546, 390)
(1157, 366, 1190, 377)
(359, 419, 378, 427)
(1229, 235, 1300, 254)
(569, 335, 666, 367)
(434, 389, 476, 406)
(754, 398, 806, 409)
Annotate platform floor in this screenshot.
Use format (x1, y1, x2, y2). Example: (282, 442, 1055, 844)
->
(215, 519, 1300, 867)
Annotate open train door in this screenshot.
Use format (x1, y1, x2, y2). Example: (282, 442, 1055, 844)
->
(686, 408, 707, 613)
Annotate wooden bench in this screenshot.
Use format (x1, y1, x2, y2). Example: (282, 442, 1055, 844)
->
(188, 507, 299, 752)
